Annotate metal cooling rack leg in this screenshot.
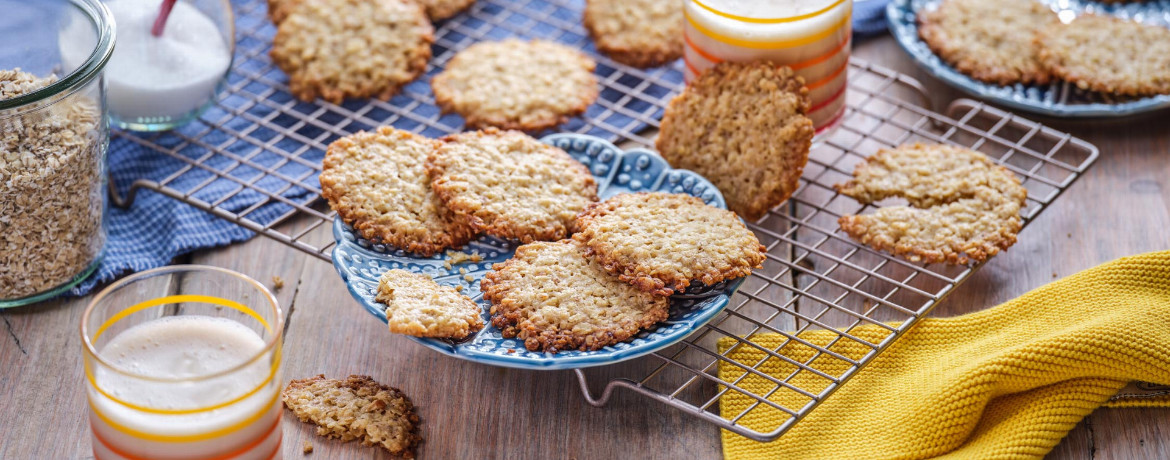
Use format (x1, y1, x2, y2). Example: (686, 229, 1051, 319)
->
(107, 173, 155, 209)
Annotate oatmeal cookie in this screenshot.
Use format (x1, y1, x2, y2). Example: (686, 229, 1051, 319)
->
(376, 269, 484, 339)
(656, 62, 814, 221)
(572, 192, 765, 296)
(426, 129, 598, 242)
(835, 143, 1028, 265)
(584, 0, 683, 67)
(283, 375, 421, 457)
(420, 0, 476, 20)
(917, 0, 1056, 85)
(480, 239, 670, 353)
(1037, 14, 1170, 97)
(270, 0, 433, 103)
(319, 127, 475, 256)
(267, 0, 298, 24)
(431, 39, 598, 131)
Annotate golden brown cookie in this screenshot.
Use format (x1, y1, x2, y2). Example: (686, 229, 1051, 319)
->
(270, 0, 433, 103)
(1036, 14, 1170, 97)
(656, 62, 814, 221)
(426, 129, 598, 243)
(572, 192, 765, 296)
(267, 0, 298, 24)
(480, 239, 670, 353)
(835, 143, 1028, 265)
(584, 0, 683, 67)
(376, 269, 484, 339)
(917, 0, 1056, 86)
(419, 0, 476, 20)
(282, 375, 421, 457)
(431, 39, 599, 131)
(319, 127, 475, 257)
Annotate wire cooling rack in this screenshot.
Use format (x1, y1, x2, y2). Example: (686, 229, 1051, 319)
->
(110, 0, 1099, 442)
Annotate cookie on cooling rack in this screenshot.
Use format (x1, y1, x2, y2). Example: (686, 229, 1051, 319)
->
(426, 129, 598, 243)
(584, 0, 683, 68)
(656, 62, 814, 221)
(572, 192, 766, 296)
(283, 375, 421, 457)
(480, 239, 670, 353)
(1037, 14, 1170, 97)
(834, 143, 1027, 265)
(267, 0, 298, 23)
(319, 127, 475, 257)
(431, 39, 599, 131)
(376, 269, 484, 339)
(270, 0, 433, 103)
(419, 0, 476, 21)
(917, 0, 1057, 86)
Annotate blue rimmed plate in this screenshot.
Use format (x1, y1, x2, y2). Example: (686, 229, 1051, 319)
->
(888, 0, 1170, 117)
(331, 133, 743, 370)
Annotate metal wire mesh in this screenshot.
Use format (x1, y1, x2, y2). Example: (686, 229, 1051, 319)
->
(111, 0, 1099, 442)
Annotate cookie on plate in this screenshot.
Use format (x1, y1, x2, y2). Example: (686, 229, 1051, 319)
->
(426, 129, 598, 243)
(1036, 14, 1170, 97)
(480, 239, 669, 353)
(835, 143, 1027, 265)
(376, 269, 484, 339)
(270, 0, 433, 103)
(656, 62, 814, 221)
(319, 127, 475, 257)
(584, 0, 683, 67)
(573, 192, 766, 296)
(917, 0, 1057, 85)
(283, 375, 421, 457)
(431, 39, 599, 131)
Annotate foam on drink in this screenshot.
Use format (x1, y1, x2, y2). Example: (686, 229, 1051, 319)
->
(88, 315, 281, 460)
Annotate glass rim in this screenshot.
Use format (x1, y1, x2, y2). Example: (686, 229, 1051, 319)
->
(689, 0, 849, 23)
(80, 264, 283, 384)
(0, 0, 116, 111)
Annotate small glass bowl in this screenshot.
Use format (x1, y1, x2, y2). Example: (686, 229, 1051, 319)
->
(98, 0, 235, 131)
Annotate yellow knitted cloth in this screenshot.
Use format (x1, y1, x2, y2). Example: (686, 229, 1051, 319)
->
(718, 251, 1170, 459)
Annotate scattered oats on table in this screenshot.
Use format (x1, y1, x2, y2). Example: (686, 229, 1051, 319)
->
(0, 69, 104, 300)
(302, 441, 313, 454)
(272, 275, 285, 290)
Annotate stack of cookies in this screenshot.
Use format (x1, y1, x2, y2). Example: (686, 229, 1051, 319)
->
(919, 0, 1170, 97)
(319, 126, 766, 352)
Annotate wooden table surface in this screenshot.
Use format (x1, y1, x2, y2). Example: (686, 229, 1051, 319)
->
(2, 36, 1169, 460)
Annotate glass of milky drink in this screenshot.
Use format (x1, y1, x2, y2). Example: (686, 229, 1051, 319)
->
(81, 266, 283, 460)
(684, 0, 852, 132)
(61, 0, 235, 131)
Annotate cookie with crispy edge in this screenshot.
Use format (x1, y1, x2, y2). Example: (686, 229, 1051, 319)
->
(572, 192, 766, 296)
(1036, 14, 1170, 97)
(426, 129, 598, 243)
(319, 127, 475, 257)
(268, 0, 472, 23)
(480, 239, 670, 353)
(282, 375, 422, 457)
(270, 0, 433, 103)
(376, 269, 484, 339)
(656, 62, 814, 221)
(584, 0, 683, 67)
(431, 39, 599, 131)
(917, 0, 1056, 86)
(835, 143, 1027, 265)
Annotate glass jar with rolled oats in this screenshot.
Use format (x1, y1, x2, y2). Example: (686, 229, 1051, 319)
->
(0, 0, 114, 307)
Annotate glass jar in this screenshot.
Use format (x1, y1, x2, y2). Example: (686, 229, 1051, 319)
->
(683, 0, 852, 133)
(0, 0, 114, 307)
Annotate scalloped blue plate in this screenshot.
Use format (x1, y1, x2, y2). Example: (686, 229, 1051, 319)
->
(888, 0, 1170, 117)
(332, 133, 743, 370)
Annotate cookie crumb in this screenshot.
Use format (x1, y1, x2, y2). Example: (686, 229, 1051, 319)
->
(302, 441, 313, 454)
(1052, 272, 1059, 278)
(464, 274, 474, 283)
(273, 275, 285, 291)
(445, 249, 484, 266)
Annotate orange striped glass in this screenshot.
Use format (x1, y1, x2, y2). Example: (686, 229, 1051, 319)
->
(683, 0, 852, 132)
(81, 266, 283, 460)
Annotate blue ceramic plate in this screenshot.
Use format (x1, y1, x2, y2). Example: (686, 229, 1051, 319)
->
(888, 0, 1170, 117)
(332, 133, 743, 370)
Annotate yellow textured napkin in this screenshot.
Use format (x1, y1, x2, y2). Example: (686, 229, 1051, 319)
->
(718, 251, 1170, 459)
